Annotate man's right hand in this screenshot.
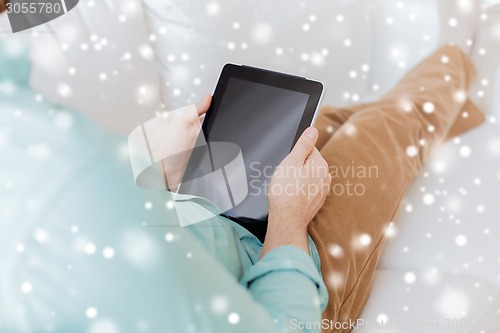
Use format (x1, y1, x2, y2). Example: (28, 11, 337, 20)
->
(261, 127, 331, 257)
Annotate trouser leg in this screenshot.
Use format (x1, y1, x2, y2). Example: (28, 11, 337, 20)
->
(309, 45, 483, 332)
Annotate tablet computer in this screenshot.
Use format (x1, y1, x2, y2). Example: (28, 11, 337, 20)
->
(178, 64, 324, 222)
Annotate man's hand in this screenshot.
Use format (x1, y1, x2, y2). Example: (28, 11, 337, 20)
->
(133, 95, 211, 192)
(261, 127, 331, 257)
(161, 95, 211, 190)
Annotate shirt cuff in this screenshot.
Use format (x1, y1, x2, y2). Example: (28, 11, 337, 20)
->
(240, 245, 325, 292)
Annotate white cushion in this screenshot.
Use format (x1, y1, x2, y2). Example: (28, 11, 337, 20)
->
(378, 66, 500, 288)
(378, 5, 500, 285)
(141, 0, 375, 109)
(364, 0, 440, 100)
(469, 3, 500, 111)
(354, 270, 500, 333)
(27, 0, 163, 135)
(141, 0, 463, 106)
(366, 0, 481, 101)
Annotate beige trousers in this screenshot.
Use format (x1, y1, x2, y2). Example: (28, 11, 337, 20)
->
(309, 45, 484, 332)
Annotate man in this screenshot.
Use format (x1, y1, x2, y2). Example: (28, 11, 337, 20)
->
(0, 9, 486, 330)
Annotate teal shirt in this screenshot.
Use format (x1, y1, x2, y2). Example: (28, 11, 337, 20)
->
(0, 40, 328, 333)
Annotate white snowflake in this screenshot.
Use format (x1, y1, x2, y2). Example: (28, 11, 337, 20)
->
(102, 247, 115, 259)
(328, 244, 344, 258)
(206, 2, 220, 16)
(165, 233, 175, 242)
(455, 234, 467, 247)
(20, 282, 33, 294)
(423, 102, 435, 113)
(406, 145, 418, 157)
(86, 307, 98, 319)
(227, 312, 240, 325)
(423, 193, 435, 205)
(459, 145, 471, 158)
(377, 313, 388, 324)
(404, 271, 416, 284)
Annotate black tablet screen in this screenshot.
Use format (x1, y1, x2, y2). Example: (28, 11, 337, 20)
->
(208, 77, 309, 220)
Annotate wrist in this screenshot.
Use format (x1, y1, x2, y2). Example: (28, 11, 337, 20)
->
(261, 216, 309, 258)
(268, 207, 309, 231)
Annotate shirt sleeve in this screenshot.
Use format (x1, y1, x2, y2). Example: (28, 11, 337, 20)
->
(240, 245, 328, 333)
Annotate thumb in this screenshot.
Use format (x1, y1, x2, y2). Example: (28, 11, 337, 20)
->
(288, 127, 318, 164)
(196, 95, 212, 116)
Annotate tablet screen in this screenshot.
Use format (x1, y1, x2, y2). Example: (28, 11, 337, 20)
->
(208, 78, 309, 220)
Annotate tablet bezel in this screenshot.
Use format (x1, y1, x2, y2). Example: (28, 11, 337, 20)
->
(201, 63, 324, 152)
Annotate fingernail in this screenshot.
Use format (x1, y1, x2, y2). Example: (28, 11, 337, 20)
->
(305, 127, 318, 139)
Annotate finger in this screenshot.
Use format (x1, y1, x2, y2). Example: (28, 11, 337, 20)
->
(198, 114, 206, 125)
(196, 95, 212, 116)
(288, 127, 318, 164)
(306, 147, 323, 164)
(307, 148, 329, 174)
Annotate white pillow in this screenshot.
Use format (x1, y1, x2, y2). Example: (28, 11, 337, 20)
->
(364, 0, 440, 100)
(141, 0, 375, 109)
(469, 4, 500, 112)
(142, 0, 477, 108)
(437, 0, 480, 52)
(365, 0, 481, 100)
(28, 0, 163, 135)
